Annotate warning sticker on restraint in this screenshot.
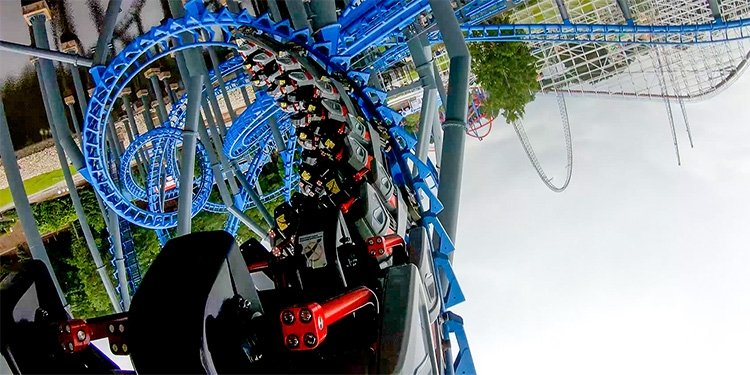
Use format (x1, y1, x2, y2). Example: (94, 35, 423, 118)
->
(299, 231, 327, 269)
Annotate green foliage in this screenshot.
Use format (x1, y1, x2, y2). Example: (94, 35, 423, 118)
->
(31, 195, 78, 235)
(403, 113, 420, 135)
(0, 183, 104, 236)
(78, 188, 107, 233)
(468, 17, 541, 123)
(257, 154, 285, 193)
(235, 196, 284, 245)
(193, 210, 229, 233)
(131, 225, 162, 275)
(63, 234, 115, 318)
(0, 186, 118, 318)
(0, 210, 18, 235)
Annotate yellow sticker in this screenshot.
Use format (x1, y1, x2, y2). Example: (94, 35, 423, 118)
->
(308, 104, 316, 112)
(276, 214, 288, 231)
(324, 139, 335, 149)
(299, 132, 307, 140)
(325, 179, 340, 194)
(302, 170, 311, 181)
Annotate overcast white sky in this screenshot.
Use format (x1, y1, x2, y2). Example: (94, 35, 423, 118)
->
(4, 1, 750, 374)
(455, 71, 750, 374)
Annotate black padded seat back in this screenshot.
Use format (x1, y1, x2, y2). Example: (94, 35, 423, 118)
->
(377, 264, 440, 375)
(127, 231, 262, 374)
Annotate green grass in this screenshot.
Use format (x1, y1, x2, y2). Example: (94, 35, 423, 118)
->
(0, 165, 77, 207)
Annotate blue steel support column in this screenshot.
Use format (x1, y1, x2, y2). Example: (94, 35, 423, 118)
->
(120, 89, 148, 177)
(616, 0, 632, 23)
(241, 0, 259, 16)
(26, 11, 87, 175)
(164, 77, 177, 104)
(196, 109, 266, 237)
(267, 0, 283, 22)
(240, 84, 252, 107)
(121, 116, 146, 179)
(407, 33, 439, 162)
(206, 45, 237, 122)
(168, 0, 203, 235)
(34, 60, 122, 312)
(169, 82, 179, 104)
(431, 58, 447, 166)
(0, 95, 67, 309)
(199, 61, 230, 137)
(269, 116, 287, 152)
(137, 90, 156, 130)
(286, 0, 311, 31)
(67, 64, 88, 116)
(431, 115, 444, 167)
(231, 160, 273, 226)
(64, 96, 82, 141)
(200, 98, 241, 194)
(146, 69, 168, 124)
(225, 0, 240, 13)
(107, 116, 124, 162)
(554, 0, 570, 23)
(92, 0, 123, 66)
(177, 75, 203, 235)
(430, 0, 471, 244)
(309, 0, 338, 30)
(386, 80, 421, 97)
(708, 0, 723, 21)
(60, 38, 90, 116)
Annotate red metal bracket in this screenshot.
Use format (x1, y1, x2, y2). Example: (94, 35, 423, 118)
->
(366, 234, 405, 269)
(279, 287, 376, 351)
(57, 313, 129, 355)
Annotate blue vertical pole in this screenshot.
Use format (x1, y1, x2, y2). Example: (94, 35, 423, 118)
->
(27, 13, 86, 175)
(430, 0, 471, 244)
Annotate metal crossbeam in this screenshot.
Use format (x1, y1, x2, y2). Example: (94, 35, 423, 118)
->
(369, 17, 750, 71)
(454, 19, 750, 45)
(339, 0, 430, 57)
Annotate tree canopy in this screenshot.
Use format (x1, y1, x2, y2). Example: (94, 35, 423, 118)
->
(468, 18, 541, 124)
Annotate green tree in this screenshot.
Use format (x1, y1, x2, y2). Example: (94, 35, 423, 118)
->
(63, 235, 114, 318)
(131, 225, 162, 275)
(403, 113, 420, 135)
(468, 17, 540, 123)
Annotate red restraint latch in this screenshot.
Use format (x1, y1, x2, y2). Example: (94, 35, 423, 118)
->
(279, 287, 376, 351)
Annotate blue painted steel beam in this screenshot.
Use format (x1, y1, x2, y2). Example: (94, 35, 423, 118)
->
(454, 19, 750, 45)
(615, 0, 633, 23)
(457, 0, 524, 25)
(339, 0, 430, 57)
(369, 17, 750, 71)
(338, 0, 381, 31)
